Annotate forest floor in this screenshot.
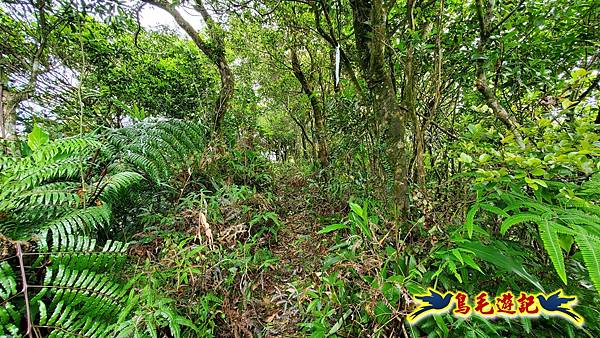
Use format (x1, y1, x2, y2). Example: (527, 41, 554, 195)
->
(246, 174, 341, 337)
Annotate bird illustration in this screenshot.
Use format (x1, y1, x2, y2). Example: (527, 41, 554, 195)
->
(537, 290, 582, 324)
(408, 289, 454, 322)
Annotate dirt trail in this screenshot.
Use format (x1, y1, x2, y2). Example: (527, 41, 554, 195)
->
(251, 178, 335, 337)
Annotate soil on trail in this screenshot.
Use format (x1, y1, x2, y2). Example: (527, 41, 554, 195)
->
(250, 175, 341, 337)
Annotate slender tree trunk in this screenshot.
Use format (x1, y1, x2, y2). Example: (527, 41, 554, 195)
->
(290, 47, 329, 170)
(143, 0, 234, 135)
(404, 0, 425, 189)
(213, 58, 234, 133)
(475, 0, 525, 149)
(0, 84, 5, 140)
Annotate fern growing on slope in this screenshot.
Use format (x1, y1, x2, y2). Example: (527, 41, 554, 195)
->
(107, 118, 207, 184)
(465, 174, 600, 295)
(0, 119, 206, 337)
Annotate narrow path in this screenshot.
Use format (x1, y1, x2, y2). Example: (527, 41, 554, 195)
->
(251, 177, 334, 337)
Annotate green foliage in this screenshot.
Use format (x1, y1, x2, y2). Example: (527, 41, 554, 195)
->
(465, 165, 600, 295)
(306, 200, 425, 337)
(0, 118, 207, 336)
(0, 133, 102, 239)
(112, 284, 199, 338)
(249, 210, 282, 241)
(107, 118, 207, 184)
(49, 15, 218, 130)
(0, 229, 129, 337)
(1, 0, 599, 336)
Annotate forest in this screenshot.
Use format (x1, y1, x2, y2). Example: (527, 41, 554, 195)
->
(0, 0, 599, 337)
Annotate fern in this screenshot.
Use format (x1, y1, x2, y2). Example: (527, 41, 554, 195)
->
(98, 171, 144, 203)
(500, 213, 544, 235)
(573, 227, 600, 295)
(0, 221, 131, 337)
(539, 219, 567, 284)
(467, 174, 600, 295)
(107, 118, 206, 184)
(0, 118, 207, 336)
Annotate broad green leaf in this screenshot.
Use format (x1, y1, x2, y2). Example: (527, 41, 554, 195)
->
(328, 309, 351, 335)
(465, 204, 479, 238)
(459, 241, 545, 292)
(557, 234, 574, 253)
(318, 223, 350, 234)
(349, 202, 364, 219)
(530, 168, 546, 176)
(459, 153, 473, 164)
(27, 124, 49, 151)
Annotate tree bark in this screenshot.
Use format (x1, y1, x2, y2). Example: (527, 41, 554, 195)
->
(1, 86, 24, 141)
(142, 0, 234, 135)
(404, 0, 425, 189)
(349, 0, 408, 214)
(0, 84, 5, 140)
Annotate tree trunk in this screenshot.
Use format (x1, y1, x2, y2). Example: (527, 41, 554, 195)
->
(349, 0, 408, 214)
(475, 0, 525, 149)
(1, 86, 22, 141)
(0, 84, 5, 139)
(290, 47, 329, 170)
(143, 0, 234, 135)
(404, 0, 425, 189)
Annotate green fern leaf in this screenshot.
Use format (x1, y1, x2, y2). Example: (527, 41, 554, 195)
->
(539, 220, 567, 284)
(479, 203, 509, 217)
(0, 262, 17, 300)
(573, 227, 600, 294)
(98, 171, 144, 203)
(465, 204, 479, 239)
(500, 213, 543, 235)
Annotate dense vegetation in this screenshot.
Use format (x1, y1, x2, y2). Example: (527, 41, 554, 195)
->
(1, 0, 598, 337)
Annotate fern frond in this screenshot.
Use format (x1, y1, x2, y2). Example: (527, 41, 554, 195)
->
(98, 171, 144, 203)
(32, 136, 100, 164)
(0, 262, 17, 300)
(39, 301, 113, 338)
(573, 228, 600, 294)
(579, 173, 600, 198)
(500, 213, 543, 235)
(43, 204, 112, 239)
(13, 158, 83, 191)
(557, 209, 600, 229)
(14, 182, 81, 210)
(108, 118, 206, 183)
(539, 220, 567, 284)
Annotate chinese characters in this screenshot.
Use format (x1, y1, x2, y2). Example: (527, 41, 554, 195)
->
(408, 289, 583, 326)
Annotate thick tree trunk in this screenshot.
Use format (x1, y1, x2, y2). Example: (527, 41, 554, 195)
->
(290, 48, 329, 169)
(1, 87, 22, 141)
(349, 0, 408, 213)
